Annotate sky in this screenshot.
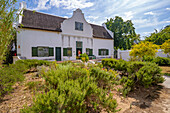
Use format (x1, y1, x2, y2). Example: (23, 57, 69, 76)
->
(17, 0, 170, 39)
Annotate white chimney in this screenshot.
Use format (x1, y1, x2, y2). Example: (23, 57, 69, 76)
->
(102, 23, 114, 38)
(20, 1, 27, 9)
(18, 2, 27, 24)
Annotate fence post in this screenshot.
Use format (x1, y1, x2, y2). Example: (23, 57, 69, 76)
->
(117, 49, 120, 59)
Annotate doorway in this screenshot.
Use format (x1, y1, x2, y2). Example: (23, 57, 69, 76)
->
(55, 47, 61, 61)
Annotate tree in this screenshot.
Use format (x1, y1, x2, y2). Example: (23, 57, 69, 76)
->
(145, 25, 170, 45)
(105, 16, 140, 50)
(161, 39, 170, 54)
(0, 0, 19, 64)
(130, 41, 159, 59)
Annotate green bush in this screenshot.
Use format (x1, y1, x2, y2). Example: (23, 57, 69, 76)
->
(102, 58, 164, 96)
(152, 57, 170, 66)
(142, 55, 154, 62)
(127, 61, 146, 74)
(16, 59, 51, 68)
(102, 59, 128, 72)
(80, 53, 89, 62)
(90, 67, 116, 89)
(21, 64, 119, 112)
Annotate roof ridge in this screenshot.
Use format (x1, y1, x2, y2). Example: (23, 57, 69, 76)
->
(90, 23, 104, 27)
(25, 9, 105, 27)
(24, 9, 67, 19)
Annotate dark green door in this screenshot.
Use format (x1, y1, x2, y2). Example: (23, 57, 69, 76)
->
(55, 47, 61, 61)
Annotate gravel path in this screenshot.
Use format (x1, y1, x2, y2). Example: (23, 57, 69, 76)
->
(163, 76, 170, 88)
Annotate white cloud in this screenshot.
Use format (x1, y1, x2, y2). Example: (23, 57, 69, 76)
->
(50, 0, 94, 10)
(143, 31, 153, 35)
(138, 20, 170, 28)
(87, 16, 99, 20)
(34, 0, 94, 10)
(123, 11, 135, 20)
(34, 0, 51, 10)
(133, 19, 148, 24)
(166, 8, 170, 10)
(144, 11, 155, 15)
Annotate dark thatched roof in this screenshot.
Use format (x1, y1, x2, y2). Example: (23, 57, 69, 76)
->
(21, 10, 66, 32)
(20, 10, 112, 39)
(90, 24, 112, 39)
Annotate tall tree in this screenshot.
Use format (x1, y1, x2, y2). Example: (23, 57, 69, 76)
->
(105, 16, 140, 50)
(145, 25, 170, 45)
(0, 0, 19, 64)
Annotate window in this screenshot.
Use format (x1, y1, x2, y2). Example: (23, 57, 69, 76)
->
(38, 47, 49, 57)
(76, 41, 82, 48)
(32, 47, 54, 57)
(98, 49, 109, 56)
(86, 48, 93, 56)
(63, 48, 72, 56)
(75, 22, 83, 31)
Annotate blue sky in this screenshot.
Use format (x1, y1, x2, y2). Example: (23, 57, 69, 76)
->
(17, 0, 170, 39)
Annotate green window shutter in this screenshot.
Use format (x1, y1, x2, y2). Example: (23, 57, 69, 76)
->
(90, 49, 93, 56)
(106, 49, 109, 55)
(99, 49, 101, 55)
(49, 47, 54, 56)
(63, 48, 67, 56)
(32, 47, 38, 57)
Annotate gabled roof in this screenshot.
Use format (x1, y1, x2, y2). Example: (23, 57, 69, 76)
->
(90, 24, 112, 39)
(20, 10, 113, 39)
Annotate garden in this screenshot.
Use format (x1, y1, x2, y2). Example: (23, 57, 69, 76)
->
(0, 54, 169, 112)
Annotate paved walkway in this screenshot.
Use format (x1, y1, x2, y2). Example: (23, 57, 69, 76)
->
(163, 76, 170, 88)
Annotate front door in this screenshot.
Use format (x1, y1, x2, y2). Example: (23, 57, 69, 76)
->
(55, 47, 61, 61)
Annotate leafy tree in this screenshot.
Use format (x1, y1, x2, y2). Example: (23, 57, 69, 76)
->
(161, 39, 170, 54)
(130, 41, 159, 59)
(105, 16, 140, 50)
(0, 0, 19, 64)
(145, 25, 170, 45)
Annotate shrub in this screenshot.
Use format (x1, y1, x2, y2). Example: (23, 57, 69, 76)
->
(142, 55, 155, 62)
(16, 59, 51, 68)
(136, 63, 164, 87)
(152, 57, 170, 66)
(102, 58, 164, 96)
(21, 64, 119, 112)
(127, 61, 146, 74)
(90, 67, 118, 89)
(80, 53, 89, 63)
(121, 62, 164, 96)
(129, 41, 159, 59)
(102, 59, 128, 72)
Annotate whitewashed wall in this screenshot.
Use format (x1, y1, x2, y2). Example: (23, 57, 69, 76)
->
(62, 35, 93, 61)
(17, 28, 61, 60)
(61, 9, 93, 38)
(117, 49, 169, 61)
(93, 38, 114, 58)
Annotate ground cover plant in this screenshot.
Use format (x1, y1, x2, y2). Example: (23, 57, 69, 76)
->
(0, 59, 51, 98)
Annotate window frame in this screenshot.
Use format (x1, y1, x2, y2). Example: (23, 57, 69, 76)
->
(75, 21, 83, 31)
(98, 49, 109, 56)
(32, 46, 54, 57)
(86, 48, 93, 56)
(63, 48, 72, 57)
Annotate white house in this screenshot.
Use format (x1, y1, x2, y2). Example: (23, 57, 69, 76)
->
(16, 2, 114, 61)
